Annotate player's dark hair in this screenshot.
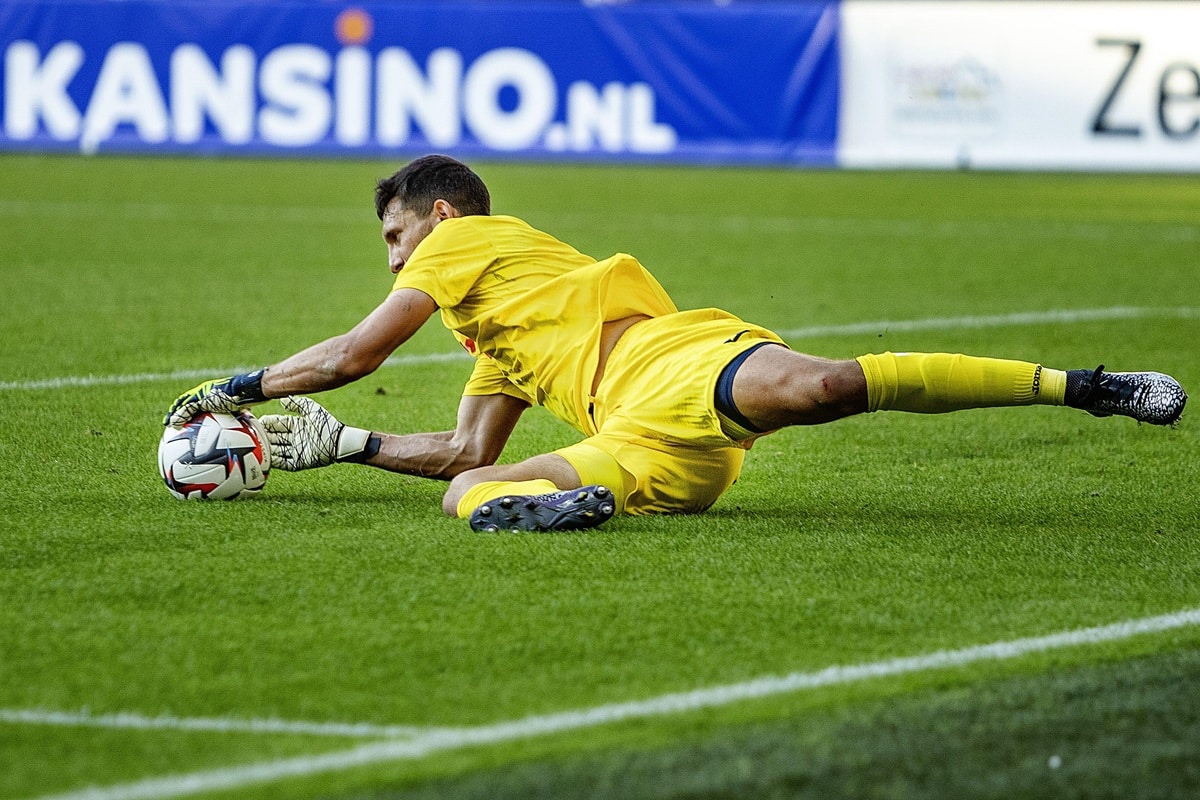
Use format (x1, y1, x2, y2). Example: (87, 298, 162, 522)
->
(375, 155, 491, 219)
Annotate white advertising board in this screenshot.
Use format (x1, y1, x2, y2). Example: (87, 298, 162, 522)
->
(839, 1, 1200, 170)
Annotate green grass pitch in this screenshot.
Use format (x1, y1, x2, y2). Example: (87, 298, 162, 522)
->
(0, 153, 1198, 799)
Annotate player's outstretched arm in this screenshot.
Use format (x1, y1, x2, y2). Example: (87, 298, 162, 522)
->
(260, 392, 529, 479)
(164, 289, 437, 426)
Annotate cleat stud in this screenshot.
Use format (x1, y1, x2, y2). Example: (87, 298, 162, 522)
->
(600, 504, 614, 515)
(595, 486, 610, 498)
(499, 497, 514, 509)
(477, 505, 491, 517)
(484, 524, 499, 533)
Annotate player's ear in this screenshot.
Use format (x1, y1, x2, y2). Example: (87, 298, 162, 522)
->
(432, 199, 461, 220)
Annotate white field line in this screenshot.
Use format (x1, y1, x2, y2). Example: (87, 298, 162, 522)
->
(0, 352, 471, 392)
(0, 709, 433, 739)
(26, 606, 1200, 800)
(2, 306, 1196, 393)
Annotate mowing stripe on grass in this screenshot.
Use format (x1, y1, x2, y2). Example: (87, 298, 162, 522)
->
(0, 709, 432, 739)
(28, 606, 1200, 800)
(0, 198, 369, 226)
(2, 306, 1196, 393)
(582, 211, 1200, 244)
(4, 198, 1199, 243)
(776, 304, 1200, 339)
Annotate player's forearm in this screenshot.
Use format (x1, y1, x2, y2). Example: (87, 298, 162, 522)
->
(261, 289, 433, 397)
(364, 430, 488, 480)
(261, 336, 380, 397)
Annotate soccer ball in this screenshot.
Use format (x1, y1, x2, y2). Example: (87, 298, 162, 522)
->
(158, 411, 270, 500)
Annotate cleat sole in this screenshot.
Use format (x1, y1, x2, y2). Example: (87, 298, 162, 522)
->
(469, 485, 616, 533)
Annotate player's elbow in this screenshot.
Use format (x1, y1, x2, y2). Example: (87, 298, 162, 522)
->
(448, 433, 502, 475)
(327, 337, 387, 383)
(330, 356, 376, 382)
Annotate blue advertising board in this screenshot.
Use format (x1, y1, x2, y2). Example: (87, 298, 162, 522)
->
(0, 0, 839, 163)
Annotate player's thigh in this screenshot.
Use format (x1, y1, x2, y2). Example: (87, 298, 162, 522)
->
(556, 433, 745, 516)
(597, 309, 787, 447)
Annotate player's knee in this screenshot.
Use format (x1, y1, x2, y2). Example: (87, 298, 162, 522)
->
(772, 356, 862, 414)
(732, 350, 863, 428)
(443, 471, 478, 517)
(766, 357, 866, 423)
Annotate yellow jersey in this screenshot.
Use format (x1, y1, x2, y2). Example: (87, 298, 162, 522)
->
(391, 215, 678, 435)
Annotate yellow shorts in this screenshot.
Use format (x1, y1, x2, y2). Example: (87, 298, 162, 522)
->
(555, 309, 785, 515)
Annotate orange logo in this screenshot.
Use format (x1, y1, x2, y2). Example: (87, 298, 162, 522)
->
(335, 8, 374, 46)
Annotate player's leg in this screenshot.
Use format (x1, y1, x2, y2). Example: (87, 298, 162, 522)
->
(443, 453, 617, 532)
(443, 430, 743, 530)
(728, 347, 1187, 432)
(728, 346, 1054, 429)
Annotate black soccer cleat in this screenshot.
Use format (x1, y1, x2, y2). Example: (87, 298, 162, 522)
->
(1065, 365, 1187, 426)
(469, 485, 616, 533)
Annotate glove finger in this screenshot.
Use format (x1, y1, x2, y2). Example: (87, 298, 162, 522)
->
(168, 386, 202, 410)
(276, 454, 304, 472)
(279, 395, 306, 414)
(264, 438, 288, 454)
(268, 441, 292, 463)
(166, 402, 199, 427)
(164, 397, 191, 423)
(258, 414, 293, 434)
(289, 395, 326, 417)
(204, 387, 237, 410)
(264, 432, 293, 452)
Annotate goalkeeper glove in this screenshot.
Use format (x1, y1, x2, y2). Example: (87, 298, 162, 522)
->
(164, 369, 268, 427)
(257, 396, 378, 471)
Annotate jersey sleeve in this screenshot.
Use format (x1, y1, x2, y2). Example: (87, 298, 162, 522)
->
(462, 355, 535, 405)
(391, 218, 495, 308)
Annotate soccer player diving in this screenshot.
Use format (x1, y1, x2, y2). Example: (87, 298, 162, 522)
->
(164, 155, 1188, 532)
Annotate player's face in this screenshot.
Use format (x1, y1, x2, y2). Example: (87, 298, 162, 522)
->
(381, 199, 440, 274)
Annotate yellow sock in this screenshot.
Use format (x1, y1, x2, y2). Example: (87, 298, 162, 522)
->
(455, 479, 560, 519)
(1039, 367, 1066, 406)
(856, 352, 1066, 413)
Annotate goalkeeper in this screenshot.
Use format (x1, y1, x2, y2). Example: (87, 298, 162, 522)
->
(165, 155, 1188, 532)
